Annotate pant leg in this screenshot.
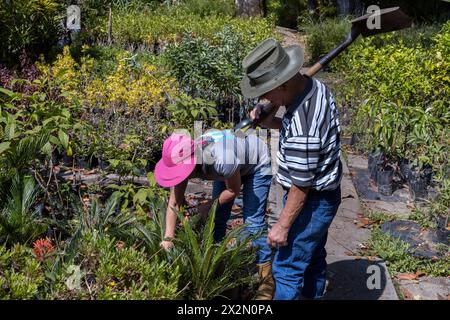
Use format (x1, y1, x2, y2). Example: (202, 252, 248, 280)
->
(241, 169, 273, 264)
(212, 180, 234, 242)
(301, 231, 329, 299)
(272, 188, 341, 300)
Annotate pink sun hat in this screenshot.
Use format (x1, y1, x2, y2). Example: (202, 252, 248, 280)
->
(155, 133, 198, 188)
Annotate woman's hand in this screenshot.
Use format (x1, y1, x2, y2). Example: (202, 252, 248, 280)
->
(160, 240, 174, 251)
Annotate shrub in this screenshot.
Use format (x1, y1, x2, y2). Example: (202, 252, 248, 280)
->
(0, 175, 48, 246)
(36, 46, 175, 169)
(267, 0, 308, 29)
(170, 202, 257, 300)
(110, 10, 275, 49)
(164, 27, 267, 123)
(300, 17, 351, 64)
(72, 233, 181, 299)
(0, 0, 62, 67)
(177, 0, 235, 17)
(0, 244, 45, 299)
(334, 22, 450, 171)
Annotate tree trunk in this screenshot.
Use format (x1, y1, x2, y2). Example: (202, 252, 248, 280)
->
(235, 0, 262, 18)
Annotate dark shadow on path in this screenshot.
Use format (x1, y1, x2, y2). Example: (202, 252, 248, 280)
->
(322, 259, 389, 300)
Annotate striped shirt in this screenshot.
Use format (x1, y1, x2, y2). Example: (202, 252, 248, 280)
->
(276, 76, 342, 191)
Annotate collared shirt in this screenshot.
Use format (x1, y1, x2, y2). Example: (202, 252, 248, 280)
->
(276, 76, 342, 191)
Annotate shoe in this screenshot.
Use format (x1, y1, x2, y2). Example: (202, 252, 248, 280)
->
(254, 261, 275, 300)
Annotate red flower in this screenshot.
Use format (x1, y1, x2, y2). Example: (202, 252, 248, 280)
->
(33, 238, 55, 262)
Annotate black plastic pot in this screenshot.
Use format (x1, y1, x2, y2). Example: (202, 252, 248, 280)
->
(98, 159, 108, 170)
(350, 133, 361, 146)
(408, 170, 429, 200)
(422, 165, 433, 185)
(377, 165, 394, 196)
(368, 150, 384, 183)
(398, 158, 412, 181)
(62, 153, 73, 167)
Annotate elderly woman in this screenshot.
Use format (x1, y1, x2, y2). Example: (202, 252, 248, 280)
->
(154, 130, 274, 299)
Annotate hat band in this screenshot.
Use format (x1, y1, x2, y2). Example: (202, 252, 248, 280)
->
(248, 51, 290, 86)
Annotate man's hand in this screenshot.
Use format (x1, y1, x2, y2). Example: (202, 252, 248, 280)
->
(267, 222, 289, 248)
(249, 104, 264, 121)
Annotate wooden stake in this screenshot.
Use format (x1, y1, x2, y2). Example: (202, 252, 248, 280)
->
(108, 2, 112, 45)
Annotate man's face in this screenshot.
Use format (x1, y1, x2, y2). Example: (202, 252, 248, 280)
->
(261, 86, 285, 107)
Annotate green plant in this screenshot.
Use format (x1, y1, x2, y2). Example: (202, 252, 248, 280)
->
(334, 22, 450, 168)
(0, 174, 47, 246)
(268, 0, 308, 28)
(0, 244, 46, 299)
(0, 0, 62, 66)
(366, 210, 396, 226)
(110, 9, 274, 49)
(164, 27, 263, 123)
(365, 228, 450, 277)
(172, 201, 257, 299)
(107, 173, 169, 215)
(38, 46, 171, 169)
(76, 233, 181, 299)
(177, 0, 235, 17)
(164, 93, 218, 132)
(301, 17, 351, 64)
(74, 193, 139, 243)
(409, 208, 438, 229)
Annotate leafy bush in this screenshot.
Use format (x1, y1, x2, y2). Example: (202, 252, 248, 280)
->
(70, 232, 181, 299)
(267, 0, 308, 28)
(164, 93, 218, 132)
(0, 244, 46, 299)
(334, 22, 450, 171)
(300, 17, 351, 64)
(110, 10, 274, 49)
(169, 202, 257, 300)
(177, 0, 235, 17)
(164, 27, 267, 123)
(0, 175, 47, 246)
(36, 46, 175, 170)
(0, 0, 62, 67)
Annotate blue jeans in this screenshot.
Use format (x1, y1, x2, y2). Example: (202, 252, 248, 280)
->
(212, 168, 272, 264)
(272, 187, 341, 300)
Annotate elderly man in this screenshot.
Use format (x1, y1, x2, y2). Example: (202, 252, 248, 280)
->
(241, 38, 342, 300)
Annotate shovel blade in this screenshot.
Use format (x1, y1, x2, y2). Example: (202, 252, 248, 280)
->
(351, 7, 412, 37)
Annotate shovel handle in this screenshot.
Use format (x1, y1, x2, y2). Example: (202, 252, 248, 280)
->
(304, 62, 323, 77)
(234, 28, 361, 131)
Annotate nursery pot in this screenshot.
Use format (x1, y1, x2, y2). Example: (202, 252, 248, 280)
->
(368, 150, 384, 183)
(408, 170, 429, 200)
(377, 165, 394, 196)
(422, 165, 433, 186)
(398, 158, 412, 181)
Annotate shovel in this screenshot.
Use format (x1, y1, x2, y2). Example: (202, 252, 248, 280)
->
(234, 6, 412, 131)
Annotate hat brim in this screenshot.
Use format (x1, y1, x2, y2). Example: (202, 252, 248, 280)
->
(154, 156, 196, 188)
(240, 45, 304, 99)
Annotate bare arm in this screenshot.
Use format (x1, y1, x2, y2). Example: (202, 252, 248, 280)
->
(278, 184, 309, 229)
(163, 179, 188, 241)
(268, 184, 309, 247)
(219, 170, 241, 205)
(197, 170, 241, 217)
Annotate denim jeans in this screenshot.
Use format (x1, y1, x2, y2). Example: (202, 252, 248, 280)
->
(212, 168, 272, 264)
(272, 187, 341, 300)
